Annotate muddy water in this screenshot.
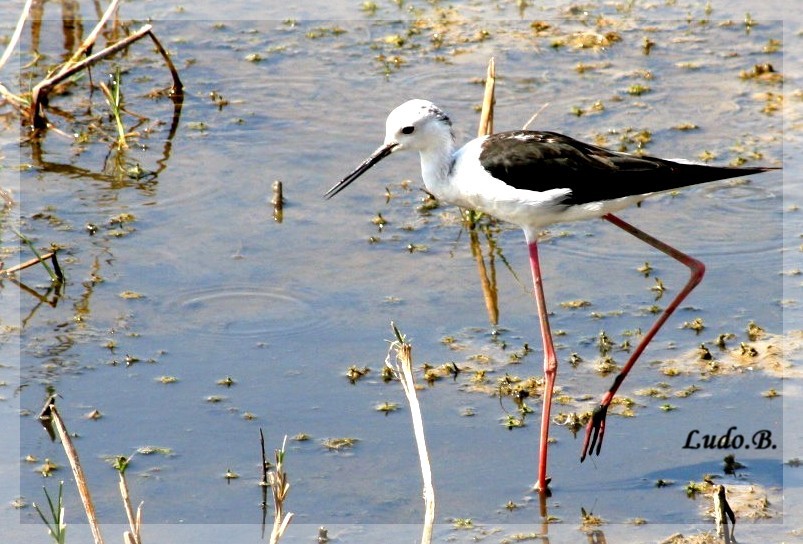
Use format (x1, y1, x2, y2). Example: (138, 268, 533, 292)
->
(1, 1, 797, 542)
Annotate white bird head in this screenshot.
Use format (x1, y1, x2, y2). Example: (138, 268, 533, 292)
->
(382, 99, 454, 152)
(324, 99, 454, 199)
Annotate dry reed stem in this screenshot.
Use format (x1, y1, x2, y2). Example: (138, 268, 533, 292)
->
(471, 57, 500, 326)
(42, 402, 106, 544)
(470, 230, 499, 326)
(0, 0, 33, 70)
(386, 323, 434, 544)
(0, 0, 34, 106)
(477, 57, 495, 137)
(268, 435, 293, 544)
(58, 0, 122, 73)
(521, 102, 551, 131)
(119, 472, 143, 544)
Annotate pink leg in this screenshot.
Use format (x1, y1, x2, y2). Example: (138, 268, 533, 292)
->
(580, 213, 706, 461)
(528, 240, 557, 493)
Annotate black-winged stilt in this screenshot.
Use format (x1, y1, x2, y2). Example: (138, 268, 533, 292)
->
(325, 99, 778, 493)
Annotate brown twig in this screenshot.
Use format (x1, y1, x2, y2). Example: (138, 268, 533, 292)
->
(0, 251, 59, 278)
(30, 23, 183, 129)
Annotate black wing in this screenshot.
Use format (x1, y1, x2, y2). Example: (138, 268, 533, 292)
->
(478, 131, 774, 206)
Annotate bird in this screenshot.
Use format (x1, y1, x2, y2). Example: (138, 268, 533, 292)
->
(324, 98, 778, 493)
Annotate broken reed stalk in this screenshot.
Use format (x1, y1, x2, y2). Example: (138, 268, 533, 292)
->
(117, 466, 143, 544)
(268, 435, 293, 544)
(477, 57, 496, 138)
(39, 400, 105, 544)
(272, 180, 284, 223)
(386, 323, 434, 544)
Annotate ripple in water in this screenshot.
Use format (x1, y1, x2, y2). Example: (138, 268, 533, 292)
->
(166, 285, 328, 338)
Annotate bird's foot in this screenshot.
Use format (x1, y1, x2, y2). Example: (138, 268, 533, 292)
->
(580, 404, 609, 462)
(534, 477, 552, 497)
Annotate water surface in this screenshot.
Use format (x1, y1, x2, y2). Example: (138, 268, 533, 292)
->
(1, 0, 798, 542)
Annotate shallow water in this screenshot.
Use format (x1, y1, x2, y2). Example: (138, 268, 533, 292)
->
(1, 0, 799, 542)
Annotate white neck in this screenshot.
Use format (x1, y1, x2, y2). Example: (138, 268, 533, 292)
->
(418, 136, 457, 201)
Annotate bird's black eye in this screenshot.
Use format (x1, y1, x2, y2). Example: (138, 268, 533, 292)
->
(401, 125, 415, 135)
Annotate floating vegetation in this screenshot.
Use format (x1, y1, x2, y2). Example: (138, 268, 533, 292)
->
(560, 299, 591, 309)
(452, 517, 474, 529)
(681, 317, 705, 333)
(675, 385, 701, 398)
(571, 100, 605, 117)
(554, 411, 583, 434)
(553, 30, 622, 50)
(322, 437, 359, 451)
(38, 459, 59, 477)
(305, 26, 347, 40)
(673, 122, 699, 131)
(574, 61, 611, 74)
(345, 365, 370, 383)
(635, 387, 669, 399)
(136, 446, 173, 456)
(747, 321, 766, 341)
(580, 506, 604, 527)
(739, 63, 783, 84)
(502, 414, 525, 429)
(595, 355, 618, 375)
(375, 401, 400, 414)
(739, 342, 758, 358)
(626, 83, 651, 96)
(217, 376, 236, 387)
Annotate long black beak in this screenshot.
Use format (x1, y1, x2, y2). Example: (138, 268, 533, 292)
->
(324, 142, 398, 199)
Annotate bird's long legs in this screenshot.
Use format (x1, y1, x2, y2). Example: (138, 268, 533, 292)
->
(528, 240, 557, 494)
(580, 213, 706, 461)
